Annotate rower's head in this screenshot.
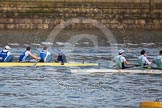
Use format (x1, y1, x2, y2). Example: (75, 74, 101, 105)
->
(26, 46, 31, 51)
(160, 50, 162, 55)
(5, 45, 11, 50)
(119, 49, 124, 55)
(43, 47, 48, 51)
(58, 53, 62, 56)
(141, 50, 146, 55)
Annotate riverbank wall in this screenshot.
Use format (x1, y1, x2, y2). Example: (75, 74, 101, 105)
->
(0, 0, 162, 30)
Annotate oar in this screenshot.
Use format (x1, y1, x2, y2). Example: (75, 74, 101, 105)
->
(32, 62, 37, 67)
(56, 49, 64, 55)
(126, 63, 154, 69)
(56, 49, 62, 53)
(24, 59, 39, 67)
(111, 63, 146, 69)
(56, 49, 66, 57)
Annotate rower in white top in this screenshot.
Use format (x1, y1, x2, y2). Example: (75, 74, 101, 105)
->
(39, 47, 52, 62)
(19, 46, 40, 62)
(153, 50, 162, 70)
(137, 50, 152, 67)
(0, 46, 13, 62)
(113, 49, 129, 69)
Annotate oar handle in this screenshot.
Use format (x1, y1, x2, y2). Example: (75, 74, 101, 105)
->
(56, 49, 63, 54)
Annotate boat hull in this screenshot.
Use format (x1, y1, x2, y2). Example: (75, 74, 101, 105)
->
(71, 69, 162, 74)
(0, 62, 98, 67)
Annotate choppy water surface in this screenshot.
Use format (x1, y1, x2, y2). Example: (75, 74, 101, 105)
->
(0, 46, 162, 108)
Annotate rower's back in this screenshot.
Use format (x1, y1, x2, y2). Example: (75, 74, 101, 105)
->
(114, 55, 123, 69)
(155, 50, 162, 70)
(137, 56, 144, 66)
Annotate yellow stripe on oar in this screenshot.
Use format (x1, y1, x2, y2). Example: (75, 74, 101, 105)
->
(140, 102, 162, 108)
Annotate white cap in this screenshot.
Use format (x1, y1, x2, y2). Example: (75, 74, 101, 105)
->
(5, 45, 11, 50)
(119, 49, 124, 54)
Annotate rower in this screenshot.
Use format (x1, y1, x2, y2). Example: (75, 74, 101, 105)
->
(153, 50, 162, 70)
(55, 52, 67, 65)
(137, 50, 152, 67)
(0, 46, 13, 62)
(113, 49, 129, 69)
(39, 47, 52, 62)
(19, 46, 40, 62)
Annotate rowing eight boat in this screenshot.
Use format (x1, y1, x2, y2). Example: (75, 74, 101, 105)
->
(0, 62, 98, 67)
(1, 62, 161, 74)
(71, 69, 162, 74)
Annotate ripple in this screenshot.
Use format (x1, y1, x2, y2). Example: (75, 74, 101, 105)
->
(0, 47, 162, 108)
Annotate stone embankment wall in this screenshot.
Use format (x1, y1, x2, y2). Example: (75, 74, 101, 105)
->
(0, 0, 162, 29)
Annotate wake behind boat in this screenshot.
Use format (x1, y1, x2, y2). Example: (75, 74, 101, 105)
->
(71, 69, 162, 74)
(0, 62, 98, 67)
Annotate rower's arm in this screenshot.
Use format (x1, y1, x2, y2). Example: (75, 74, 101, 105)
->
(125, 61, 129, 65)
(112, 57, 116, 62)
(123, 57, 129, 65)
(145, 57, 152, 65)
(29, 53, 40, 60)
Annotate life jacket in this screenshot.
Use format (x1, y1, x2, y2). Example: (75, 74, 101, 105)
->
(39, 50, 47, 62)
(155, 56, 162, 69)
(138, 55, 149, 66)
(19, 51, 30, 62)
(0, 50, 8, 62)
(115, 55, 123, 69)
(138, 56, 144, 66)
